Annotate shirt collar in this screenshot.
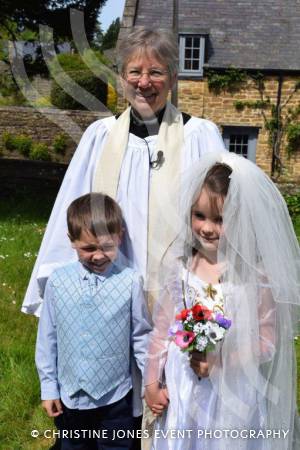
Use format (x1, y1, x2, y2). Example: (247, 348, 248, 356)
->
(79, 261, 114, 282)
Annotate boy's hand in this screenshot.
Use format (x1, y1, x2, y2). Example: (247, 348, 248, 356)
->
(145, 383, 169, 416)
(42, 399, 63, 417)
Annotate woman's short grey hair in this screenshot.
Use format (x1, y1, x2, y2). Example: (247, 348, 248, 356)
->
(118, 27, 178, 77)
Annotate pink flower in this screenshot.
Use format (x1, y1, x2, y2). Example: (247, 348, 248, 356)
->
(174, 331, 195, 349)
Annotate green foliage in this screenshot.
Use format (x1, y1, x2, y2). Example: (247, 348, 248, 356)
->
(234, 99, 270, 111)
(2, 132, 15, 151)
(0, 72, 27, 106)
(0, 188, 57, 448)
(207, 68, 247, 94)
(49, 51, 110, 110)
(0, 38, 8, 62)
(14, 135, 33, 157)
(2, 131, 70, 161)
(29, 143, 51, 161)
(51, 50, 111, 79)
(101, 18, 120, 51)
(53, 133, 67, 155)
(52, 52, 87, 73)
(286, 123, 300, 155)
(284, 194, 300, 219)
(231, 76, 300, 177)
(50, 69, 107, 110)
(0, 1, 106, 44)
(2, 132, 33, 156)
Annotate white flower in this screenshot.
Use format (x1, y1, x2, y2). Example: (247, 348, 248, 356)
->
(24, 252, 32, 258)
(193, 322, 207, 334)
(195, 335, 208, 351)
(198, 322, 210, 334)
(204, 322, 225, 344)
(0, 255, 5, 259)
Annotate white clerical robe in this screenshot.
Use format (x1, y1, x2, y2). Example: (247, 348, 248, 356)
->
(22, 115, 226, 316)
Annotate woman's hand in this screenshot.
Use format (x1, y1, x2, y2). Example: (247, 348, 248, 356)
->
(145, 382, 169, 416)
(190, 351, 209, 378)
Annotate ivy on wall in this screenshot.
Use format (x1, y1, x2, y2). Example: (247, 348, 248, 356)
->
(207, 68, 247, 94)
(207, 69, 300, 178)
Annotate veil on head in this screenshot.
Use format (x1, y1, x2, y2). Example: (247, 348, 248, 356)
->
(159, 151, 300, 448)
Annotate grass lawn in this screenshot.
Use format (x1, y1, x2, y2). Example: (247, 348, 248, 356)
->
(0, 188, 299, 449)
(0, 189, 57, 449)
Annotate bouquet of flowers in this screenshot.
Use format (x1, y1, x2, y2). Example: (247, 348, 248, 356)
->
(169, 304, 231, 353)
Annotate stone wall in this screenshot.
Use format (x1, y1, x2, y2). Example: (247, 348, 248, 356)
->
(0, 106, 111, 162)
(0, 158, 67, 192)
(178, 75, 300, 182)
(116, 74, 300, 182)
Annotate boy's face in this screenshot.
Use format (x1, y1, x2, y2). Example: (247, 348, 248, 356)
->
(71, 230, 121, 273)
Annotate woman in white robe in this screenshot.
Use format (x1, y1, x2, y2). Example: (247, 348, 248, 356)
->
(22, 27, 226, 316)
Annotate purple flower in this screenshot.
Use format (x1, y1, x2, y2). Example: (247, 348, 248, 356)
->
(215, 313, 232, 329)
(168, 321, 183, 336)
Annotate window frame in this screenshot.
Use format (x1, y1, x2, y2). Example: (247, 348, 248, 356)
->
(179, 34, 205, 77)
(222, 126, 259, 162)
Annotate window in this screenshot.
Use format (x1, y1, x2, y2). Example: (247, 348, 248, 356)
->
(179, 35, 205, 76)
(222, 127, 259, 162)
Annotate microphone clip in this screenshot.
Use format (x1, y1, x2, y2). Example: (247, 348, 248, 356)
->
(150, 150, 164, 169)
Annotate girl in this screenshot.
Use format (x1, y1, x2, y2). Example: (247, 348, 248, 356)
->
(144, 152, 300, 449)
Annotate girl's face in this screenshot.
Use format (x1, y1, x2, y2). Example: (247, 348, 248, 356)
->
(191, 188, 224, 254)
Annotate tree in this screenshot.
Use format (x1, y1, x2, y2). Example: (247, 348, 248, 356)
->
(101, 17, 120, 51)
(0, 1, 107, 43)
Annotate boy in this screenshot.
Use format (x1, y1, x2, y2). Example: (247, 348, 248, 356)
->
(35, 193, 152, 450)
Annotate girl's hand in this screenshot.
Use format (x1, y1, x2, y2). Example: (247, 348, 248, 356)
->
(190, 351, 209, 378)
(42, 399, 63, 417)
(145, 383, 169, 416)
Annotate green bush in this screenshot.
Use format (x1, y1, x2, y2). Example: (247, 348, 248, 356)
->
(50, 69, 107, 110)
(286, 123, 300, 155)
(0, 73, 28, 106)
(284, 194, 300, 220)
(13, 135, 33, 157)
(29, 143, 51, 161)
(2, 132, 15, 151)
(49, 51, 110, 111)
(53, 51, 111, 75)
(53, 133, 67, 155)
(2, 132, 32, 156)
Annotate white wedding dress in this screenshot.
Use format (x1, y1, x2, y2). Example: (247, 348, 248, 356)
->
(151, 268, 270, 450)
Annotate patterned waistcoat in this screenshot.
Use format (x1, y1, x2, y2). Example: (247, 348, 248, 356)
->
(51, 262, 133, 400)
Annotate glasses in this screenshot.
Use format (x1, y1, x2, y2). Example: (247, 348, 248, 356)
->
(126, 69, 169, 82)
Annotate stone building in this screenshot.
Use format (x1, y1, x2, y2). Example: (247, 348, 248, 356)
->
(117, 0, 300, 183)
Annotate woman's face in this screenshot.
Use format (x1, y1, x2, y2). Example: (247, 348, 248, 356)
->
(122, 52, 176, 118)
